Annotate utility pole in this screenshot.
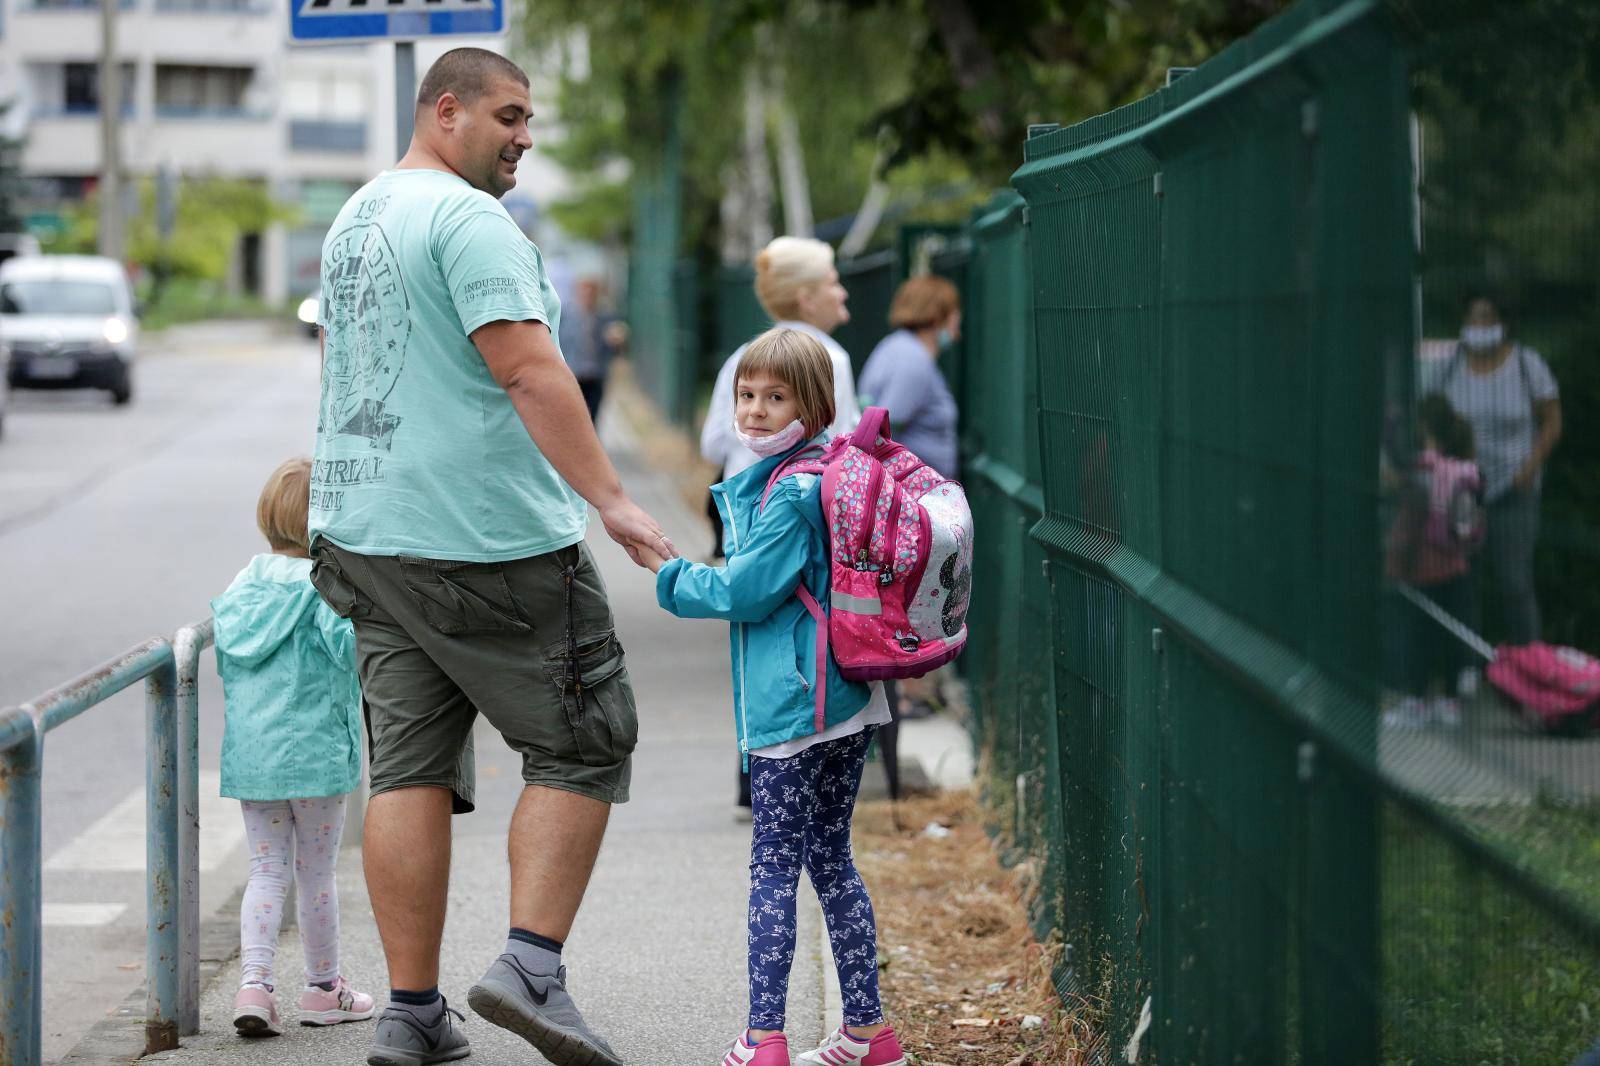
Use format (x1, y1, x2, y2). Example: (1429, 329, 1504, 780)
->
(98, 0, 124, 263)
(395, 41, 415, 161)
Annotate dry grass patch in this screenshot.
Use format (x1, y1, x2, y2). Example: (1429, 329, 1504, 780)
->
(855, 790, 1101, 1065)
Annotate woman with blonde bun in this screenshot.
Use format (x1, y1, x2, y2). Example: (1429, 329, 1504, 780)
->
(701, 237, 862, 484)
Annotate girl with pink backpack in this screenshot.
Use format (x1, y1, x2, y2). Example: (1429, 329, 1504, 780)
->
(642, 327, 913, 1066)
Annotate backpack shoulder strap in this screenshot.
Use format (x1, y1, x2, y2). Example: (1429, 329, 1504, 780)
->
(759, 446, 828, 511)
(795, 582, 829, 733)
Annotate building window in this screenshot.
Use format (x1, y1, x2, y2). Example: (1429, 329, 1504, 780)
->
(155, 64, 254, 117)
(63, 63, 95, 113)
(49, 62, 135, 116)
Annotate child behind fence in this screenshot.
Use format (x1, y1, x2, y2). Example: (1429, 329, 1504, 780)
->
(1384, 394, 1485, 728)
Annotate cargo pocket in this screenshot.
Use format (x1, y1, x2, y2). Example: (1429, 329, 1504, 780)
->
(398, 557, 532, 636)
(310, 545, 366, 620)
(544, 631, 638, 767)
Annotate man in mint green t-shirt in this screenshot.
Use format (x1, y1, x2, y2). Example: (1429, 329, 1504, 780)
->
(307, 47, 674, 1066)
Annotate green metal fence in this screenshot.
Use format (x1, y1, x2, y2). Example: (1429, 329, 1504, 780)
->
(644, 1, 1600, 1056)
(967, 0, 1600, 1061)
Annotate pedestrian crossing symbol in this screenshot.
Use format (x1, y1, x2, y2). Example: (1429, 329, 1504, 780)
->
(289, 0, 503, 43)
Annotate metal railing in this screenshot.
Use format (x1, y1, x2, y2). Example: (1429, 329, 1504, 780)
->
(0, 619, 213, 1066)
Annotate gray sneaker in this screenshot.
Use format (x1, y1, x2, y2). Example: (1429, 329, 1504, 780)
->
(467, 955, 622, 1066)
(366, 1000, 470, 1066)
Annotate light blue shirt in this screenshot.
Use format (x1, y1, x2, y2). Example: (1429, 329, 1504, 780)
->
(311, 169, 587, 562)
(858, 329, 959, 478)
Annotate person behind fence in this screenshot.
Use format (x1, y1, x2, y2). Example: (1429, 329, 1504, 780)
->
(700, 236, 863, 816)
(1383, 395, 1485, 729)
(213, 457, 375, 1038)
(1424, 296, 1562, 645)
(644, 327, 904, 1066)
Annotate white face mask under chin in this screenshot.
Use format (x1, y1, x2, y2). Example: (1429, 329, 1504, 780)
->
(735, 417, 808, 457)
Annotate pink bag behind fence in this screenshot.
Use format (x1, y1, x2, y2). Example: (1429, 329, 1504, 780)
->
(1487, 642, 1600, 732)
(762, 406, 973, 697)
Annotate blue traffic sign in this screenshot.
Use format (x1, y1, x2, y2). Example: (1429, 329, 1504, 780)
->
(288, 0, 504, 44)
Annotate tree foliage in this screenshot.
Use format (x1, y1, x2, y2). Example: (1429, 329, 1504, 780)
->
(46, 177, 297, 296)
(520, 0, 1287, 256)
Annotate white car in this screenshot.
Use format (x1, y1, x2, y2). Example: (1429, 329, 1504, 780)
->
(2, 255, 139, 405)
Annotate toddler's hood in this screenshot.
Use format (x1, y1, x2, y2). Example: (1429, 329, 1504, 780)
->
(210, 554, 322, 665)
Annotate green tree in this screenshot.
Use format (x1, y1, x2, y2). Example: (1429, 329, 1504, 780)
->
(46, 176, 297, 307)
(521, 0, 1287, 258)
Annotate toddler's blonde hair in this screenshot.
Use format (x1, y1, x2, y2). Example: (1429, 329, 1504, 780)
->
(257, 457, 312, 553)
(734, 327, 836, 438)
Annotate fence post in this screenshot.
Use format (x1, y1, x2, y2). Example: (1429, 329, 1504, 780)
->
(0, 708, 42, 1066)
(144, 654, 180, 1054)
(172, 622, 211, 1036)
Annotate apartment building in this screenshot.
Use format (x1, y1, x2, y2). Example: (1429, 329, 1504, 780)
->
(0, 0, 568, 305)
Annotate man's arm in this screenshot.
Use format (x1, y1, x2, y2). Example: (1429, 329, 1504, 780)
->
(473, 317, 676, 565)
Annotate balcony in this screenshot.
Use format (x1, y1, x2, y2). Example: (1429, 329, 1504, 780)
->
(288, 120, 367, 154)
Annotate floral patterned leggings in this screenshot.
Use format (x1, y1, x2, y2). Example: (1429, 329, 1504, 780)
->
(238, 796, 347, 988)
(748, 729, 883, 1031)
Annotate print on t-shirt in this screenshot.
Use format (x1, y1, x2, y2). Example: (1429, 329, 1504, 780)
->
(318, 194, 410, 464)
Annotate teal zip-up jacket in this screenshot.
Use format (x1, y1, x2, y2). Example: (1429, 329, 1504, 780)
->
(213, 554, 362, 801)
(656, 441, 872, 756)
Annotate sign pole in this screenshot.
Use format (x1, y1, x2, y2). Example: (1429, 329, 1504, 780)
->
(395, 40, 416, 161)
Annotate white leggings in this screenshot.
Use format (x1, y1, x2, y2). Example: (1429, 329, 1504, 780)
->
(239, 796, 348, 988)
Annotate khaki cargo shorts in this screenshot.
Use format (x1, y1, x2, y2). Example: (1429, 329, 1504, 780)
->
(309, 539, 636, 814)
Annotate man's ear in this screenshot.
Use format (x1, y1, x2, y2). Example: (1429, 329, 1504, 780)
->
(434, 91, 461, 131)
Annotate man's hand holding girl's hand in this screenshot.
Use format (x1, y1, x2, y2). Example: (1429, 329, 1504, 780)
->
(635, 542, 669, 574)
(598, 497, 678, 570)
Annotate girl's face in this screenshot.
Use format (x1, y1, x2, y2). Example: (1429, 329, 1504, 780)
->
(736, 373, 802, 436)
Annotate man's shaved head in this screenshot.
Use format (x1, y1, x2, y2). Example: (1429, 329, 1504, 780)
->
(416, 47, 529, 113)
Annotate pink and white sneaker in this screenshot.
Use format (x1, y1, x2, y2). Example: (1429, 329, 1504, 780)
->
(298, 976, 376, 1026)
(720, 1030, 791, 1065)
(798, 1026, 906, 1066)
(233, 984, 282, 1037)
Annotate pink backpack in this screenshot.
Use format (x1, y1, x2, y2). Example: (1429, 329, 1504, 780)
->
(1488, 642, 1600, 734)
(760, 407, 973, 730)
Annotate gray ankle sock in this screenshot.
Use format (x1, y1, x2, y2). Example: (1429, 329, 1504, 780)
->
(388, 988, 445, 1027)
(506, 927, 562, 977)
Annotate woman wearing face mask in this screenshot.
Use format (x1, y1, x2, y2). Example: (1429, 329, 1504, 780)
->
(857, 275, 962, 480)
(700, 236, 862, 817)
(854, 276, 964, 742)
(1425, 296, 1562, 644)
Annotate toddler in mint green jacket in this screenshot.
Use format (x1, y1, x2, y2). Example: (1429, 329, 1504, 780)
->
(213, 458, 375, 1037)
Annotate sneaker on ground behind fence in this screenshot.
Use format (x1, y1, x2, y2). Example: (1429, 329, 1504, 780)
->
(720, 1031, 790, 1065)
(366, 1000, 470, 1066)
(467, 955, 622, 1066)
(301, 976, 377, 1026)
(233, 984, 282, 1038)
(798, 1026, 906, 1066)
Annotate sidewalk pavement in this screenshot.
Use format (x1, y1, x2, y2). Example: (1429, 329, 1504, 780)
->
(109, 404, 971, 1066)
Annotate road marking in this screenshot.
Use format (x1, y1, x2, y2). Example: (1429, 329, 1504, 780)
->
(45, 772, 244, 872)
(42, 903, 127, 926)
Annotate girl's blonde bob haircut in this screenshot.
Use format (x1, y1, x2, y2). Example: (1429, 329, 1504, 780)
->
(257, 457, 312, 553)
(754, 236, 835, 322)
(734, 327, 836, 438)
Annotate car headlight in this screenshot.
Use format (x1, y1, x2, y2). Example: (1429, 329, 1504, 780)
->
(297, 296, 319, 325)
(103, 318, 129, 345)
